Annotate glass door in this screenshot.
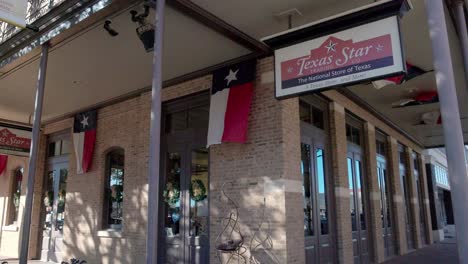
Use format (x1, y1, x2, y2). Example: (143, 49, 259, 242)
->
(161, 144, 209, 264)
(301, 141, 332, 264)
(300, 95, 334, 264)
(377, 156, 395, 258)
(41, 162, 68, 263)
(348, 151, 369, 264)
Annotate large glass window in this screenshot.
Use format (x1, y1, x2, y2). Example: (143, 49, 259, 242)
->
(301, 143, 314, 236)
(7, 168, 23, 225)
(104, 149, 124, 230)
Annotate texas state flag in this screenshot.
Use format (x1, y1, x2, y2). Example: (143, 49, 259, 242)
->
(207, 60, 256, 147)
(73, 110, 97, 174)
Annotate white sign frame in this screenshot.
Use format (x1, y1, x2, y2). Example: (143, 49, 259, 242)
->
(0, 0, 27, 28)
(274, 16, 405, 99)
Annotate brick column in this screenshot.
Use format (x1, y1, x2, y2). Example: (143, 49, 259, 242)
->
(329, 102, 353, 264)
(209, 57, 305, 264)
(363, 123, 385, 263)
(405, 147, 422, 249)
(418, 155, 434, 244)
(386, 137, 407, 255)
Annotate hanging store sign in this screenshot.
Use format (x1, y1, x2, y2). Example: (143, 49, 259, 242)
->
(0, 125, 32, 156)
(0, 0, 27, 28)
(273, 16, 405, 99)
(264, 0, 410, 99)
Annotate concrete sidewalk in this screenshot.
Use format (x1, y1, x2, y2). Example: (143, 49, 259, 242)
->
(383, 239, 458, 264)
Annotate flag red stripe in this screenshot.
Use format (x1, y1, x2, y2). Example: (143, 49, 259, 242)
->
(82, 130, 96, 173)
(221, 82, 254, 143)
(0, 155, 8, 176)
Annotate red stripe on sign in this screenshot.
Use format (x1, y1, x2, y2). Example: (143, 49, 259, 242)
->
(222, 82, 254, 143)
(82, 129, 96, 173)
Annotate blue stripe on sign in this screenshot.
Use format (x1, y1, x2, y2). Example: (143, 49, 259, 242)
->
(281, 56, 394, 89)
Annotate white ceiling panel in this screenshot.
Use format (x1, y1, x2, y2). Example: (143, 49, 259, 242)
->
(0, 5, 250, 123)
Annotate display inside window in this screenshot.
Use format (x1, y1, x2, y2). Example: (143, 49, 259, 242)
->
(105, 149, 124, 230)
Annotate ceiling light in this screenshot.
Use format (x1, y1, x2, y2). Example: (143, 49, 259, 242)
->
(130, 5, 155, 53)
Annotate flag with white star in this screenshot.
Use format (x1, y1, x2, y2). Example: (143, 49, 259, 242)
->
(207, 60, 256, 147)
(73, 110, 97, 174)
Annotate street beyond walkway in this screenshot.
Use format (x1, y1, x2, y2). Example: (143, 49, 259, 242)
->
(383, 239, 458, 264)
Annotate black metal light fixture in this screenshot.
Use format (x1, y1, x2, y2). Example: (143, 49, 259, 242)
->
(130, 5, 155, 52)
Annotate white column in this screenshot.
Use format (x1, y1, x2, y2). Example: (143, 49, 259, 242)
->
(19, 43, 49, 264)
(455, 1, 468, 82)
(147, 0, 165, 263)
(425, 1, 468, 263)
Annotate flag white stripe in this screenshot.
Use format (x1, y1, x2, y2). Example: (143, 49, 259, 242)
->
(207, 89, 230, 147)
(372, 80, 396, 89)
(73, 132, 85, 174)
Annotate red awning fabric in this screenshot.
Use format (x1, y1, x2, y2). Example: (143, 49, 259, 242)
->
(0, 155, 8, 176)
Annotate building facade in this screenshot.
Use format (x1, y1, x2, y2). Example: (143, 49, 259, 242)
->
(1, 57, 434, 264)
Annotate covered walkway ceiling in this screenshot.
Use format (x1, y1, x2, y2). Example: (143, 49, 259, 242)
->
(0, 0, 466, 148)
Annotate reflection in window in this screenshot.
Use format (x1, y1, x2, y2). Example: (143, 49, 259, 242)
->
(355, 160, 366, 231)
(348, 158, 357, 232)
(164, 152, 181, 237)
(190, 148, 209, 237)
(104, 149, 124, 230)
(316, 149, 328, 235)
(301, 144, 314, 236)
(7, 168, 23, 225)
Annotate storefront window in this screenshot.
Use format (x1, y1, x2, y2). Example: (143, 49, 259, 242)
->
(301, 143, 314, 236)
(7, 168, 23, 225)
(104, 149, 124, 230)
